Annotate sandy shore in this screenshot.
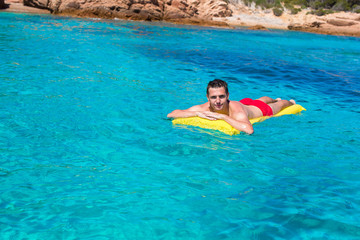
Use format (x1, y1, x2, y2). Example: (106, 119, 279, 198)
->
(2, 1, 359, 37)
(216, 6, 360, 37)
(1, 2, 50, 14)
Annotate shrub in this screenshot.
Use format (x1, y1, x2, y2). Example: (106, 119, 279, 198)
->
(274, 0, 283, 7)
(290, 7, 302, 14)
(331, 0, 351, 11)
(308, 8, 334, 16)
(353, 4, 360, 12)
(273, 7, 284, 16)
(310, 1, 324, 10)
(323, 0, 337, 9)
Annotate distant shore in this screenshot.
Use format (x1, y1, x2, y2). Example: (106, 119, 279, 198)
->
(2, 2, 360, 37)
(219, 6, 360, 37)
(1, 2, 51, 14)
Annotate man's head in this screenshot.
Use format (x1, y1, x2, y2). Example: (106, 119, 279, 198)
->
(206, 79, 228, 96)
(206, 79, 229, 112)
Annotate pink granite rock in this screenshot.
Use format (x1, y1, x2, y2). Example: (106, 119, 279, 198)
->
(23, 0, 232, 21)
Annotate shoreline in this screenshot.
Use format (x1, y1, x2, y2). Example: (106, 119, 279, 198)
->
(220, 8, 360, 37)
(1, 2, 51, 14)
(2, 2, 360, 37)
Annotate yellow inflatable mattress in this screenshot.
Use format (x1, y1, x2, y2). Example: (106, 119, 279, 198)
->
(172, 104, 306, 135)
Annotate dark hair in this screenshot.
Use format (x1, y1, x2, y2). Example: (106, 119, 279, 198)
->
(207, 79, 228, 95)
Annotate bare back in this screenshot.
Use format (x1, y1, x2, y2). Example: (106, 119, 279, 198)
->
(188, 101, 263, 121)
(229, 101, 264, 119)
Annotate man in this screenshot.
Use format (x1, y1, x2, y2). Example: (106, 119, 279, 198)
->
(167, 79, 295, 134)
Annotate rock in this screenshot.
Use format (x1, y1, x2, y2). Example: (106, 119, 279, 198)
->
(199, 0, 232, 18)
(168, 17, 228, 27)
(309, 21, 323, 28)
(287, 23, 303, 31)
(289, 21, 324, 31)
(66, 1, 80, 9)
(327, 19, 357, 27)
(163, 5, 191, 19)
(171, 0, 188, 11)
(0, 0, 6, 9)
(248, 24, 267, 30)
(24, 0, 51, 10)
(21, 0, 232, 22)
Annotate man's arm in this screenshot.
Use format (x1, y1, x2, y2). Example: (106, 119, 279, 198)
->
(200, 111, 254, 135)
(223, 114, 254, 135)
(167, 104, 208, 119)
(167, 103, 254, 134)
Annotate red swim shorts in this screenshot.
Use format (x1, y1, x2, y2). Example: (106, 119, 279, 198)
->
(239, 98, 273, 116)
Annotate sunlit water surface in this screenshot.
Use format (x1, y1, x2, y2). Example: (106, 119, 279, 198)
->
(1, 12, 360, 239)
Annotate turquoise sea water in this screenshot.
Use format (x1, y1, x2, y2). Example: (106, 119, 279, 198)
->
(1, 12, 360, 239)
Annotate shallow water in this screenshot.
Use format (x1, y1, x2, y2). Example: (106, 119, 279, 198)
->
(1, 12, 360, 239)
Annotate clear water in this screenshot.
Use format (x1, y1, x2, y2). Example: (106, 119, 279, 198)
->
(1, 12, 360, 239)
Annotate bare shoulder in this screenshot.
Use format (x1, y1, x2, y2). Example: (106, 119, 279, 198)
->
(229, 100, 244, 112)
(229, 100, 248, 119)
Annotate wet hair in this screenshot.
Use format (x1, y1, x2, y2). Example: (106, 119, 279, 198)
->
(206, 79, 228, 95)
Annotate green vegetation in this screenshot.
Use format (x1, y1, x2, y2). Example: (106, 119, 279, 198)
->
(241, 0, 360, 15)
(273, 7, 284, 15)
(308, 8, 335, 15)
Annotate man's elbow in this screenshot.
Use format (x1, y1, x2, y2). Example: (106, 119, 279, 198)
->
(167, 110, 178, 118)
(244, 124, 254, 135)
(236, 125, 253, 135)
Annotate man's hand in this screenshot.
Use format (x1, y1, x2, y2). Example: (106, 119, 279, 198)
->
(197, 111, 225, 120)
(199, 111, 253, 134)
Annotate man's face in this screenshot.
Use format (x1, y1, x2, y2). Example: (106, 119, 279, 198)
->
(207, 87, 229, 112)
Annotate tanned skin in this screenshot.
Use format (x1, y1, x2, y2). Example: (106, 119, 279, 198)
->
(167, 86, 254, 134)
(167, 85, 295, 134)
